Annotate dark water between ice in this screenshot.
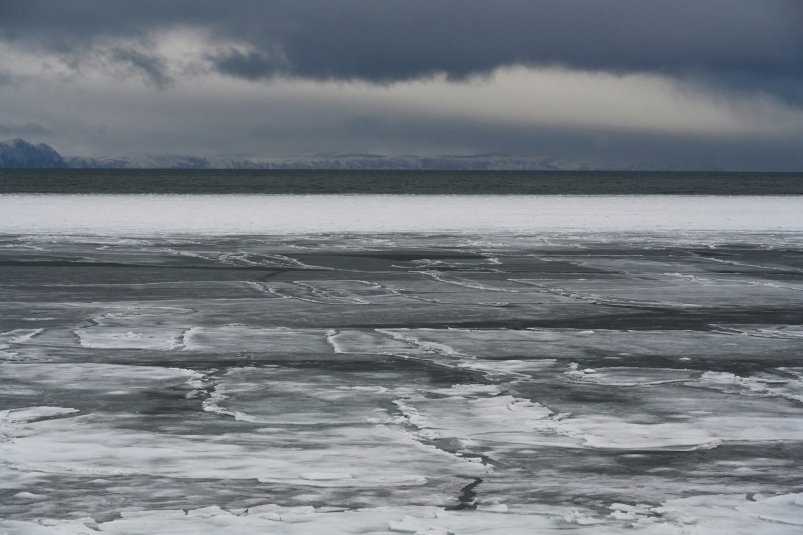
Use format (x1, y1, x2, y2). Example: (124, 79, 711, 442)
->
(2, 169, 803, 194)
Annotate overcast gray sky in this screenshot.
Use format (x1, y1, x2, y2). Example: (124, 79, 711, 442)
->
(1, 1, 802, 169)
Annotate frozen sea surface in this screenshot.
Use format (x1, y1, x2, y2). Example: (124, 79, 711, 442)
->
(0, 194, 802, 234)
(1, 195, 803, 534)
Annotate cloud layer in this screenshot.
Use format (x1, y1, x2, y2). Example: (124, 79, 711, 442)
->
(1, 1, 801, 169)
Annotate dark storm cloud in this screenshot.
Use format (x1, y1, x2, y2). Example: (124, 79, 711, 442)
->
(109, 48, 172, 88)
(213, 49, 289, 81)
(1, 1, 801, 93)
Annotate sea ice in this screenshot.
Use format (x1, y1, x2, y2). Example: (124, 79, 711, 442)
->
(0, 194, 801, 234)
(2, 227, 802, 533)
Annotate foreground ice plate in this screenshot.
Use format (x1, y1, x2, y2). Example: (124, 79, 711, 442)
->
(1, 196, 802, 533)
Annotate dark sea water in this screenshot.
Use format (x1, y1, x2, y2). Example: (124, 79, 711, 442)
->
(1, 169, 803, 194)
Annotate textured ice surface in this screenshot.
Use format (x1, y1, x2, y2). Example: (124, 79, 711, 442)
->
(2, 494, 802, 534)
(1, 229, 802, 533)
(2, 411, 484, 487)
(184, 326, 331, 353)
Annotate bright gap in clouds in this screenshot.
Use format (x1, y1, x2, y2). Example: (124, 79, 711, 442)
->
(258, 66, 803, 138)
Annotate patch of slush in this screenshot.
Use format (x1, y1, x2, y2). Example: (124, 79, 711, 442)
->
(564, 366, 699, 386)
(72, 307, 197, 350)
(0, 406, 79, 427)
(200, 366, 406, 425)
(0, 329, 44, 349)
(0, 363, 202, 398)
(327, 329, 436, 355)
(713, 324, 803, 339)
(390, 377, 803, 452)
(460, 358, 560, 379)
(545, 413, 803, 450)
(376, 329, 473, 359)
(204, 251, 331, 270)
(255, 281, 376, 304)
(523, 328, 798, 360)
(1, 411, 487, 488)
(75, 328, 186, 350)
(370, 328, 781, 362)
(413, 270, 523, 293)
(696, 370, 803, 404)
(394, 385, 553, 445)
(183, 326, 331, 353)
(512, 278, 711, 309)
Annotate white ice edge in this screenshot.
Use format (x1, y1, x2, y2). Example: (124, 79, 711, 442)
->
(0, 194, 801, 234)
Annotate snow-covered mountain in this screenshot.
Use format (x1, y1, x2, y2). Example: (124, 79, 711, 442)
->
(82, 153, 593, 170)
(62, 150, 597, 170)
(0, 139, 67, 168)
(0, 138, 644, 170)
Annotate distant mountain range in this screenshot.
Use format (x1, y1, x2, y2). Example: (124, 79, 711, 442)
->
(0, 138, 633, 171)
(0, 139, 67, 168)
